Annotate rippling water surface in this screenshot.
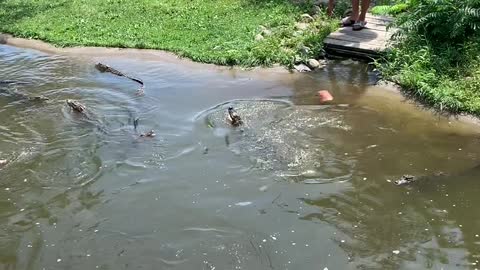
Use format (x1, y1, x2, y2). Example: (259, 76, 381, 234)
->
(1, 45, 480, 270)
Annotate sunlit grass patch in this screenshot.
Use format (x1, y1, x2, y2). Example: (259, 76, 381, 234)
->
(0, 0, 337, 67)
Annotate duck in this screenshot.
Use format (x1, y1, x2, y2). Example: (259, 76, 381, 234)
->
(226, 106, 243, 127)
(66, 99, 87, 113)
(140, 130, 156, 138)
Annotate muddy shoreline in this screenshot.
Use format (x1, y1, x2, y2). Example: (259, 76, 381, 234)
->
(2, 32, 480, 128)
(0, 33, 286, 75)
(376, 80, 480, 127)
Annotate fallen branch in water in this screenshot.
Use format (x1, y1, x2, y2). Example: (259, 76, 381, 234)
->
(95, 63, 145, 96)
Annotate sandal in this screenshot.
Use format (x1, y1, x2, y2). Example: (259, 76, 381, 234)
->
(352, 21, 367, 31)
(341, 17, 355, 27)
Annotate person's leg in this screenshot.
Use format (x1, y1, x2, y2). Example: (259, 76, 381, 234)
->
(352, 0, 370, 30)
(349, 0, 360, 21)
(358, 0, 371, 22)
(327, 0, 334, 17)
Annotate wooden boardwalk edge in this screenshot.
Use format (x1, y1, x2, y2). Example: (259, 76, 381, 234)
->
(324, 13, 394, 59)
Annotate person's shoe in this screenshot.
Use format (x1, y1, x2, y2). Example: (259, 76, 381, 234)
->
(341, 17, 355, 27)
(352, 21, 367, 31)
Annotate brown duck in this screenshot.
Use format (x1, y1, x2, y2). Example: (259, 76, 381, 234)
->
(226, 107, 243, 127)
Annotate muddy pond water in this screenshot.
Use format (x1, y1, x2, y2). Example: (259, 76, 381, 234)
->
(1, 44, 480, 270)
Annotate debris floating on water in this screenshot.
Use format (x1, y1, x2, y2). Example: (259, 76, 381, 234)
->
(318, 90, 333, 103)
(235, 201, 252, 206)
(140, 130, 156, 138)
(133, 117, 139, 130)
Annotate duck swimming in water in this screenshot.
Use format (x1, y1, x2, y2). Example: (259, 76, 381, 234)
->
(66, 99, 87, 113)
(226, 106, 243, 127)
(394, 175, 416, 185)
(140, 130, 156, 138)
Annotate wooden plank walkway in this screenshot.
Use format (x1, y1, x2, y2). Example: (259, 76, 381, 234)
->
(324, 14, 395, 59)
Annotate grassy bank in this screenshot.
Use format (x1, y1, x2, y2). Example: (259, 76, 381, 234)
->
(375, 0, 480, 115)
(0, 0, 337, 66)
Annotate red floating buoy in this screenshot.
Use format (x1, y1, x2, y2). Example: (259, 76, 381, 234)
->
(318, 90, 333, 103)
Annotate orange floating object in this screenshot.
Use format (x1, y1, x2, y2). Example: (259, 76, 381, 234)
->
(318, 90, 333, 103)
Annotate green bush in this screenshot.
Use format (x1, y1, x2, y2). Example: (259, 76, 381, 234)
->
(378, 0, 480, 114)
(394, 0, 480, 43)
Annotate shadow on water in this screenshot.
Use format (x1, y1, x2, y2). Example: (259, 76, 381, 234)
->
(0, 0, 69, 34)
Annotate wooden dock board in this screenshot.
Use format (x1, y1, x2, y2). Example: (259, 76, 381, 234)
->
(324, 13, 395, 59)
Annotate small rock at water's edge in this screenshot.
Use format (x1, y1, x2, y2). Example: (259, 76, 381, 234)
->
(307, 59, 320, 69)
(294, 64, 311, 73)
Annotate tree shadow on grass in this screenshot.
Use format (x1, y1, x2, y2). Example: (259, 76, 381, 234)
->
(0, 0, 69, 31)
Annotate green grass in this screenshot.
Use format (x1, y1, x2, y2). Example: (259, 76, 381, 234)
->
(0, 0, 337, 66)
(378, 37, 480, 115)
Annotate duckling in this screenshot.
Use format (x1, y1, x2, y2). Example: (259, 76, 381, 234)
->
(394, 175, 416, 186)
(226, 106, 243, 127)
(66, 99, 87, 113)
(140, 130, 156, 138)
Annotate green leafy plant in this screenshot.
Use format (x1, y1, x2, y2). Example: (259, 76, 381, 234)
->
(394, 0, 480, 42)
(377, 0, 480, 115)
(370, 3, 409, 15)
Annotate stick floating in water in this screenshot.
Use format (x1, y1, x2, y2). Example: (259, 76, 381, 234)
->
(0, 159, 8, 168)
(133, 117, 140, 130)
(95, 62, 145, 95)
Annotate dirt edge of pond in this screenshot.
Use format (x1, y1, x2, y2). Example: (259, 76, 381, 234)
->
(0, 33, 290, 75)
(2, 32, 480, 129)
